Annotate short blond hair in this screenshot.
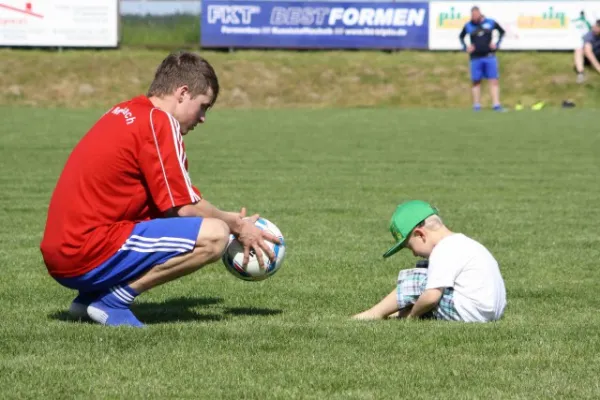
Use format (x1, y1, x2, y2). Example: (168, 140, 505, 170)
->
(417, 215, 444, 231)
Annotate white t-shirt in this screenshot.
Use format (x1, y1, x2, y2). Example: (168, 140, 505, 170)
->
(426, 233, 506, 322)
(572, 16, 591, 50)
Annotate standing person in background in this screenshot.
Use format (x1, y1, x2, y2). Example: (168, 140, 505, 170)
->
(459, 6, 505, 111)
(574, 18, 600, 83)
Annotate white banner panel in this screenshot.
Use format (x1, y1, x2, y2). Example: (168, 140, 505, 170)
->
(429, 1, 600, 50)
(0, 1, 119, 47)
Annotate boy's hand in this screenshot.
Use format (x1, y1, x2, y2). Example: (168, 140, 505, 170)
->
(407, 288, 443, 318)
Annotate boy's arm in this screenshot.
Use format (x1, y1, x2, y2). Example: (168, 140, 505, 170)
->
(407, 289, 443, 319)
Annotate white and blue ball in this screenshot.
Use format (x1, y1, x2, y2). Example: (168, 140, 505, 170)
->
(222, 218, 286, 281)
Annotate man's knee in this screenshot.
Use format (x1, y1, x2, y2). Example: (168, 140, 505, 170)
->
(472, 81, 481, 87)
(196, 218, 230, 262)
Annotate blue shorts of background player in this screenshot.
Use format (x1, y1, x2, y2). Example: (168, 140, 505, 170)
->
(470, 56, 499, 82)
(469, 55, 502, 112)
(55, 217, 229, 328)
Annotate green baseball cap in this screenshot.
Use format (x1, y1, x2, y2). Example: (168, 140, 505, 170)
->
(383, 200, 439, 258)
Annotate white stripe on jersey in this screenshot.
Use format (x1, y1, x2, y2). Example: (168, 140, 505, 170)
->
(165, 113, 201, 203)
(149, 108, 176, 207)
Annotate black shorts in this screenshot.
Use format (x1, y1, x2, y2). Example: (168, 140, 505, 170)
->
(584, 53, 600, 67)
(575, 55, 600, 72)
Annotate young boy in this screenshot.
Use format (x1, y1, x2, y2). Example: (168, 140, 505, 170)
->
(353, 200, 506, 322)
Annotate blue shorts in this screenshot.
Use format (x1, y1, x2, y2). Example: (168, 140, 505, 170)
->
(56, 217, 203, 293)
(470, 56, 499, 82)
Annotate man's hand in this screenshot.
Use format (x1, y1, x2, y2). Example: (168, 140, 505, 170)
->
(174, 199, 281, 267)
(467, 44, 475, 54)
(490, 43, 497, 51)
(232, 208, 281, 268)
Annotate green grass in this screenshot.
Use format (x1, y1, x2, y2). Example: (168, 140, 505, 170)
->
(1, 106, 600, 399)
(2, 48, 600, 109)
(121, 15, 200, 48)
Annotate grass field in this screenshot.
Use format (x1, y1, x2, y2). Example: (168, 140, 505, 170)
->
(3, 48, 600, 110)
(1, 106, 599, 399)
(121, 15, 200, 48)
(4, 14, 600, 110)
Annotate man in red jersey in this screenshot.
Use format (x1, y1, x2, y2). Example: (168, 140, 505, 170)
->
(40, 52, 279, 327)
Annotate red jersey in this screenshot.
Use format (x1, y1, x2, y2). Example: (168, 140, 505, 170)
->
(40, 96, 202, 278)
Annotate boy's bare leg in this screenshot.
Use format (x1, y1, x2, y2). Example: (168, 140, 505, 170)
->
(574, 48, 585, 83)
(472, 82, 481, 108)
(489, 79, 501, 107)
(353, 289, 398, 320)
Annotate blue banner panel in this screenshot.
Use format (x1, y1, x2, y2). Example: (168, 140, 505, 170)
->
(201, 1, 429, 49)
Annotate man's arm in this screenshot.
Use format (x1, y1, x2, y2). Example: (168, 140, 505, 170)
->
(173, 200, 280, 266)
(174, 200, 243, 235)
(459, 26, 468, 51)
(407, 288, 443, 319)
(494, 21, 505, 48)
(139, 110, 278, 265)
(583, 42, 600, 73)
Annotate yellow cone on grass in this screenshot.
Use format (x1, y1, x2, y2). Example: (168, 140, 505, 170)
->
(531, 101, 545, 111)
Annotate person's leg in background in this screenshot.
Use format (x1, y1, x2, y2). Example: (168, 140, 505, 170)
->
(485, 56, 502, 111)
(574, 47, 586, 83)
(470, 58, 483, 111)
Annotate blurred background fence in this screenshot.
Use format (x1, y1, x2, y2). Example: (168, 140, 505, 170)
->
(121, 0, 599, 49)
(1, 1, 597, 50)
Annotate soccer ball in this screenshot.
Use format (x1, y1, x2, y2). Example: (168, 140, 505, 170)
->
(222, 218, 286, 281)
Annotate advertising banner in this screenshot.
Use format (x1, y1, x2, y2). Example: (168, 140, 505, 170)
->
(201, 0, 430, 49)
(429, 1, 600, 50)
(0, 1, 119, 47)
